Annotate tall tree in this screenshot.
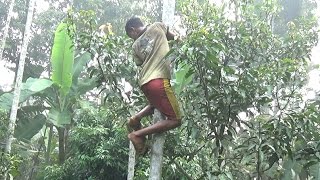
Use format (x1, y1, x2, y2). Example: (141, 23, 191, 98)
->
(0, 0, 67, 87)
(3, 0, 35, 179)
(149, 1, 175, 179)
(0, 0, 15, 61)
(4, 0, 35, 156)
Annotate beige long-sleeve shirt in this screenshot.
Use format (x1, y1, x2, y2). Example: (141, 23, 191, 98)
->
(132, 22, 171, 86)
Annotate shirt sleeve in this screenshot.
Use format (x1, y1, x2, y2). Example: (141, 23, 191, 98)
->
(155, 22, 168, 34)
(133, 53, 143, 66)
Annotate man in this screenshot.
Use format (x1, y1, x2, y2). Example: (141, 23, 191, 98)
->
(125, 16, 182, 155)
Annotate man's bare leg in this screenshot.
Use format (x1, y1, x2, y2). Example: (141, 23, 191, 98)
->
(133, 105, 155, 121)
(128, 105, 154, 130)
(127, 105, 155, 154)
(128, 119, 181, 153)
(134, 119, 181, 136)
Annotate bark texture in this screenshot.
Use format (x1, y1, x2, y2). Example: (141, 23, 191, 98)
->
(148, 110, 166, 180)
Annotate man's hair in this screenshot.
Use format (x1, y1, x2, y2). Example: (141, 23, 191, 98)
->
(125, 16, 144, 34)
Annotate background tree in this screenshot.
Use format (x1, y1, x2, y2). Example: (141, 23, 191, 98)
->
(72, 0, 162, 35)
(0, 0, 15, 60)
(3, 0, 36, 179)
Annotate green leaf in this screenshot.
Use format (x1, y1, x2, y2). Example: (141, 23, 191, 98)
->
(0, 78, 53, 110)
(0, 93, 15, 110)
(14, 114, 46, 141)
(75, 77, 98, 95)
(281, 158, 302, 180)
(225, 172, 233, 180)
(309, 162, 320, 180)
(242, 154, 254, 165)
(173, 63, 194, 95)
(22, 78, 53, 92)
(73, 52, 92, 84)
(48, 108, 71, 127)
(51, 22, 75, 95)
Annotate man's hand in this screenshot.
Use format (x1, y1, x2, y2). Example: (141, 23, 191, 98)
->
(173, 35, 183, 42)
(167, 28, 180, 41)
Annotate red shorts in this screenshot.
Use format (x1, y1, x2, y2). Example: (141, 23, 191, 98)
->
(141, 79, 181, 121)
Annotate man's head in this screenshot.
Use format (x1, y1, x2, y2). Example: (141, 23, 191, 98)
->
(125, 16, 144, 40)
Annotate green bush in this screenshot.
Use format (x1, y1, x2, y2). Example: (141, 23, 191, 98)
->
(0, 152, 23, 179)
(40, 108, 129, 180)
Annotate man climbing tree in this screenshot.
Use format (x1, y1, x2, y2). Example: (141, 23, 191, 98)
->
(125, 16, 182, 155)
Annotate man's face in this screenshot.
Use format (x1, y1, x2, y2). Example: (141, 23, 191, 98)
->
(127, 27, 138, 40)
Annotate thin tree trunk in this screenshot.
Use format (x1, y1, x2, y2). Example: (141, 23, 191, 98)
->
(0, 0, 16, 61)
(45, 124, 53, 164)
(161, 0, 175, 27)
(57, 127, 65, 164)
(149, 110, 165, 180)
(4, 0, 35, 154)
(127, 141, 136, 180)
(148, 1, 175, 179)
(3, 0, 35, 179)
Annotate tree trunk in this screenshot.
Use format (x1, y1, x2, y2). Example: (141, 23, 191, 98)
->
(161, 0, 175, 27)
(45, 124, 53, 164)
(0, 0, 16, 61)
(3, 0, 35, 179)
(4, 0, 35, 154)
(148, 1, 176, 180)
(57, 127, 66, 164)
(148, 110, 166, 180)
(127, 141, 136, 180)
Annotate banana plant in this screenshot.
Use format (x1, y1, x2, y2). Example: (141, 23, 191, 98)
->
(48, 22, 75, 128)
(0, 21, 97, 163)
(44, 22, 97, 163)
(48, 22, 75, 163)
(38, 48, 94, 163)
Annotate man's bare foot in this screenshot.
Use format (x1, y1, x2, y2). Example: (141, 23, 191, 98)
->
(128, 133, 147, 155)
(127, 116, 141, 132)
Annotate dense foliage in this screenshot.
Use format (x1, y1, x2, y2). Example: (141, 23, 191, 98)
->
(167, 0, 319, 179)
(0, 0, 319, 179)
(38, 107, 129, 180)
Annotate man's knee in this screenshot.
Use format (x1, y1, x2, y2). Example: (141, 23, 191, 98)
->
(172, 119, 182, 128)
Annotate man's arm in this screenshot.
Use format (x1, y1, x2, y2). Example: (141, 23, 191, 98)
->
(157, 22, 180, 41)
(166, 29, 176, 41)
(167, 29, 182, 42)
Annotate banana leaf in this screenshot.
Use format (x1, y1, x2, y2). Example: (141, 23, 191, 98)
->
(48, 108, 71, 127)
(73, 52, 92, 84)
(14, 113, 46, 141)
(50, 22, 75, 95)
(0, 78, 53, 110)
